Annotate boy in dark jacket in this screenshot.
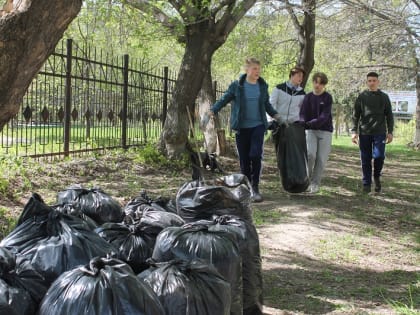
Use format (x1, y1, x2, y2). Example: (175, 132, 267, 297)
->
(208, 58, 282, 202)
(351, 72, 394, 193)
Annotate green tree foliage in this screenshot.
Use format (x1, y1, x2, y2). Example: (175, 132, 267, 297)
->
(64, 0, 183, 68)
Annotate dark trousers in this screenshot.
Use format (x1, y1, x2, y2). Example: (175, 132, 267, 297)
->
(235, 124, 265, 188)
(358, 134, 386, 186)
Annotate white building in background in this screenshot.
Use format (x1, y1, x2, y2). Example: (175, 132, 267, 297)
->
(383, 90, 417, 120)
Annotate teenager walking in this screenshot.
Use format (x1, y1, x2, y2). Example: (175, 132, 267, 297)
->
(208, 57, 282, 202)
(269, 67, 306, 126)
(351, 72, 394, 193)
(299, 72, 333, 194)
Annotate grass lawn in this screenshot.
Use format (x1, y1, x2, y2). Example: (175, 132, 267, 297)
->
(0, 132, 419, 314)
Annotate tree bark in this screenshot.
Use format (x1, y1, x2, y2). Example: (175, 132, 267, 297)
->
(414, 57, 420, 147)
(286, 0, 316, 88)
(160, 23, 217, 157)
(198, 68, 219, 153)
(0, 0, 82, 131)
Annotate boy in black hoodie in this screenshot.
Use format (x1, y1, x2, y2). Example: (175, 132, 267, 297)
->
(351, 72, 394, 193)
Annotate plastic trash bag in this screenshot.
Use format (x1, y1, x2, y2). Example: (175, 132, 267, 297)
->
(139, 259, 231, 315)
(210, 215, 264, 315)
(176, 177, 252, 223)
(95, 222, 153, 274)
(38, 256, 165, 315)
(1, 193, 116, 284)
(214, 173, 253, 214)
(123, 191, 180, 221)
(0, 247, 49, 303)
(272, 123, 309, 193)
(138, 209, 185, 242)
(0, 247, 48, 315)
(57, 185, 123, 224)
(53, 203, 98, 230)
(152, 222, 243, 315)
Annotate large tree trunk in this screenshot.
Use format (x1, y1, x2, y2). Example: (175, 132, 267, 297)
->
(297, 0, 316, 88)
(198, 69, 218, 153)
(414, 58, 420, 147)
(160, 23, 219, 157)
(0, 0, 82, 131)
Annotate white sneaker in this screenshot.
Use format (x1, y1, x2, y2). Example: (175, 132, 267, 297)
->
(310, 184, 319, 194)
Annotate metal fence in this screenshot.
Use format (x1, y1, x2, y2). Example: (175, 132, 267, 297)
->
(0, 38, 229, 159)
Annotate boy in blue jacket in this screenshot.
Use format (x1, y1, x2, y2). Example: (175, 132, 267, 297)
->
(207, 57, 282, 202)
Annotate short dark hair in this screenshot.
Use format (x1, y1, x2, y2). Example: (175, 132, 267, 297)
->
(289, 66, 305, 78)
(312, 72, 328, 85)
(367, 71, 379, 78)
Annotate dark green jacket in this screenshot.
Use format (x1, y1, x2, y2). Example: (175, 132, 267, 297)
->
(211, 74, 278, 131)
(351, 89, 394, 135)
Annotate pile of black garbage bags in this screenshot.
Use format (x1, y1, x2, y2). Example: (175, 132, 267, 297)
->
(0, 174, 264, 315)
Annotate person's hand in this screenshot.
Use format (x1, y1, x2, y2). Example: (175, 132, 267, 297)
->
(274, 114, 288, 127)
(351, 133, 358, 145)
(295, 121, 308, 129)
(386, 133, 393, 144)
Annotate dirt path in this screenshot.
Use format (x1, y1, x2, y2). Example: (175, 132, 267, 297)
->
(1, 139, 419, 314)
(248, 141, 420, 315)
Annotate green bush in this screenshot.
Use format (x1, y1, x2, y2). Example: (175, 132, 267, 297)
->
(132, 144, 188, 169)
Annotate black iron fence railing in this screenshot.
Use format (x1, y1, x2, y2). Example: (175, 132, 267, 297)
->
(1, 39, 230, 159)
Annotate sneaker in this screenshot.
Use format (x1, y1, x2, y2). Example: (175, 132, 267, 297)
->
(363, 185, 371, 193)
(310, 184, 320, 194)
(374, 177, 381, 193)
(252, 186, 263, 203)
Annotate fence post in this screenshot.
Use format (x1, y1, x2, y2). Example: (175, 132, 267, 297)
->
(63, 38, 72, 157)
(122, 54, 129, 149)
(162, 66, 169, 127)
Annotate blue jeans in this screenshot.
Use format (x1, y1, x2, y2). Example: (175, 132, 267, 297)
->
(235, 124, 265, 187)
(358, 134, 386, 186)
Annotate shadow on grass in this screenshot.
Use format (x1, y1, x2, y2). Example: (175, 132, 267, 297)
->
(262, 250, 420, 314)
(260, 143, 419, 236)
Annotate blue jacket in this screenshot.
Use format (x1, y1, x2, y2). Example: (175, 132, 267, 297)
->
(211, 74, 278, 131)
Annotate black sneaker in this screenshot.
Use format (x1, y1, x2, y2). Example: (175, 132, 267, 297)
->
(363, 185, 371, 193)
(252, 186, 263, 203)
(374, 177, 381, 193)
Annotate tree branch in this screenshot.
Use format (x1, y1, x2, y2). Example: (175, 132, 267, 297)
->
(284, 0, 303, 31)
(340, 64, 414, 71)
(340, 0, 419, 41)
(411, 0, 420, 10)
(214, 0, 257, 39)
(123, 0, 181, 34)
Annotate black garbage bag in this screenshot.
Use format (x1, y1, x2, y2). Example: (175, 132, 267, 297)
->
(0, 274, 34, 315)
(211, 215, 264, 315)
(123, 191, 159, 220)
(38, 256, 165, 315)
(152, 223, 243, 315)
(57, 185, 123, 225)
(176, 178, 252, 223)
(214, 173, 253, 217)
(272, 122, 309, 193)
(139, 259, 231, 315)
(95, 222, 153, 274)
(123, 191, 178, 220)
(138, 209, 185, 242)
(0, 247, 49, 303)
(53, 203, 98, 230)
(151, 195, 178, 214)
(0, 193, 116, 284)
(0, 247, 49, 315)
